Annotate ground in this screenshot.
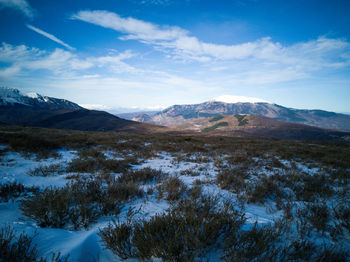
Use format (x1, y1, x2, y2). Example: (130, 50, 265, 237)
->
(0, 126, 349, 261)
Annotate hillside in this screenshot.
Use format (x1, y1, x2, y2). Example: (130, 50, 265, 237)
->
(170, 114, 350, 141)
(0, 87, 162, 133)
(131, 101, 350, 131)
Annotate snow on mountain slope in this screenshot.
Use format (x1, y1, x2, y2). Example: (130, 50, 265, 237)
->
(0, 87, 82, 110)
(0, 87, 29, 106)
(212, 95, 270, 104)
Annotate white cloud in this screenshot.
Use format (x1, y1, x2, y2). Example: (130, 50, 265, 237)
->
(213, 95, 270, 104)
(0, 42, 43, 62)
(27, 25, 75, 50)
(79, 104, 111, 110)
(71, 10, 187, 42)
(71, 10, 350, 69)
(0, 0, 34, 18)
(0, 42, 138, 77)
(0, 65, 21, 78)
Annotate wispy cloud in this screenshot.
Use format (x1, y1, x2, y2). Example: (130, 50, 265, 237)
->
(27, 24, 75, 50)
(71, 10, 187, 42)
(79, 104, 111, 110)
(0, 42, 141, 77)
(0, 42, 43, 62)
(71, 10, 350, 69)
(0, 0, 34, 18)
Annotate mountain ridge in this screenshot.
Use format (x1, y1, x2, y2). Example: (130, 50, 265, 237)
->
(0, 87, 161, 133)
(128, 100, 350, 131)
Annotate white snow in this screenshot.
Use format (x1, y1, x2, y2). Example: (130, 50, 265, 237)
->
(0, 149, 76, 188)
(212, 95, 270, 104)
(0, 87, 29, 105)
(1, 147, 347, 261)
(26, 92, 40, 99)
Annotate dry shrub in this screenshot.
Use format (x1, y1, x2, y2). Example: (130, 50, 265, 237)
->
(117, 168, 165, 184)
(28, 164, 63, 177)
(100, 196, 245, 261)
(20, 177, 143, 230)
(0, 225, 69, 262)
(157, 176, 187, 201)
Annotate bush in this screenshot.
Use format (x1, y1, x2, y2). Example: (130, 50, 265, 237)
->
(99, 219, 135, 260)
(67, 158, 130, 174)
(216, 168, 248, 193)
(28, 164, 63, 177)
(77, 147, 106, 160)
(107, 181, 143, 203)
(0, 225, 68, 262)
(0, 132, 60, 158)
(158, 177, 187, 201)
(20, 178, 143, 229)
(333, 202, 350, 234)
(296, 202, 330, 233)
(0, 182, 38, 202)
(0, 225, 38, 261)
(117, 168, 165, 184)
(223, 222, 282, 261)
(0, 182, 25, 202)
(283, 240, 349, 262)
(246, 175, 282, 204)
(100, 196, 245, 261)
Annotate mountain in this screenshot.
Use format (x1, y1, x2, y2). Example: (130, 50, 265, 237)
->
(169, 114, 350, 141)
(131, 100, 350, 131)
(117, 111, 159, 121)
(0, 87, 82, 110)
(0, 87, 161, 133)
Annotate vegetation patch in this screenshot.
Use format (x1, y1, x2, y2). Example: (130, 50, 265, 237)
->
(100, 196, 245, 261)
(20, 177, 143, 229)
(117, 168, 165, 184)
(1, 125, 350, 260)
(202, 122, 229, 132)
(28, 163, 63, 176)
(235, 114, 249, 126)
(0, 225, 68, 262)
(67, 157, 132, 174)
(209, 115, 224, 122)
(0, 182, 38, 202)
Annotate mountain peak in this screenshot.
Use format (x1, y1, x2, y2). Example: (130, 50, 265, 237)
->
(0, 87, 82, 110)
(0, 87, 28, 105)
(26, 92, 41, 99)
(211, 95, 270, 104)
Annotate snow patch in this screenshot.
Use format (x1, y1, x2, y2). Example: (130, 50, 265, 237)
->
(212, 95, 270, 104)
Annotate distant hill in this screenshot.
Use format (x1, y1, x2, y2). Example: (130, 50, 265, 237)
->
(130, 100, 350, 131)
(169, 114, 350, 141)
(0, 87, 161, 133)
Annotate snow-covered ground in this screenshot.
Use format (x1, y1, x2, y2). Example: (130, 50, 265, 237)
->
(0, 145, 348, 261)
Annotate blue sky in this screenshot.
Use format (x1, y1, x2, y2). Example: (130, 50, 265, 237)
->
(0, 0, 350, 112)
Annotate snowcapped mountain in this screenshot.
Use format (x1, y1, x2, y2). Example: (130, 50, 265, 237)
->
(0, 87, 82, 110)
(130, 99, 350, 131)
(0, 87, 159, 132)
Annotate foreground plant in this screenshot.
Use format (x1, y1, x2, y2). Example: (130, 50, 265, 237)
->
(0, 225, 68, 262)
(100, 196, 245, 261)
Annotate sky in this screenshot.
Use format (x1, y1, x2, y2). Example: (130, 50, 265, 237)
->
(0, 0, 350, 113)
